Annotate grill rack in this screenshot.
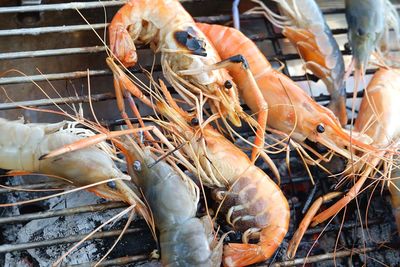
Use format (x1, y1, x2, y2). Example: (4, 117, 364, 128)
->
(0, 0, 399, 266)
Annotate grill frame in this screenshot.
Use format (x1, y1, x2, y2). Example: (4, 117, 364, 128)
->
(0, 0, 399, 266)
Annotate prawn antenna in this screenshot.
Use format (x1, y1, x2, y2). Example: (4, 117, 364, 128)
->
(147, 141, 187, 169)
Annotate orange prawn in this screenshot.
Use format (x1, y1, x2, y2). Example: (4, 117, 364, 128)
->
(109, 0, 268, 160)
(313, 68, 400, 225)
(106, 58, 290, 267)
(0, 118, 144, 212)
(288, 68, 400, 257)
(196, 23, 377, 163)
(246, 0, 348, 126)
(157, 89, 290, 267)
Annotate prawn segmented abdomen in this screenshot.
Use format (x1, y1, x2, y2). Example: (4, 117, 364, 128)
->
(221, 168, 289, 233)
(0, 119, 45, 171)
(131, 149, 220, 266)
(160, 218, 216, 267)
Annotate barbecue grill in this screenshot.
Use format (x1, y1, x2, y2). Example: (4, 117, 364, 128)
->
(0, 0, 399, 266)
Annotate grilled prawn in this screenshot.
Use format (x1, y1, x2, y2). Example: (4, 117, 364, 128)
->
(0, 118, 143, 208)
(197, 23, 377, 163)
(106, 58, 289, 267)
(247, 0, 348, 125)
(343, 0, 400, 110)
(39, 120, 223, 266)
(286, 68, 400, 257)
(122, 137, 223, 266)
(157, 89, 289, 267)
(109, 0, 268, 160)
(345, 0, 399, 76)
(288, 69, 400, 251)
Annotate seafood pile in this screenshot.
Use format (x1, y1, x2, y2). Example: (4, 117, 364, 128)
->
(1, 0, 400, 266)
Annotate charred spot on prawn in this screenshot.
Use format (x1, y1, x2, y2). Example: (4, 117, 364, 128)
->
(227, 54, 249, 69)
(174, 27, 207, 56)
(316, 124, 325, 133)
(133, 160, 142, 172)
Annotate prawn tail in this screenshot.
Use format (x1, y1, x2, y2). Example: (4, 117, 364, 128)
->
(223, 226, 285, 267)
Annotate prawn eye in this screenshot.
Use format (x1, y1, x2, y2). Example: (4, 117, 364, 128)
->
(357, 28, 365, 36)
(191, 117, 199, 126)
(107, 181, 116, 189)
(224, 80, 233, 89)
(316, 124, 325, 133)
(133, 160, 142, 172)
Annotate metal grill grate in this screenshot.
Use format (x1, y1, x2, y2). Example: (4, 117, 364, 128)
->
(0, 1, 399, 266)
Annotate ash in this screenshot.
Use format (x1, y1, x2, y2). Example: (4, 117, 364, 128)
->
(0, 176, 131, 267)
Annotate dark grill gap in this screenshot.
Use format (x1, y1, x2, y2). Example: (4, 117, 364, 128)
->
(0, 1, 399, 266)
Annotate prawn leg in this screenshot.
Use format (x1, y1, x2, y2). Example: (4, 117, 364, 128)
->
(287, 192, 342, 259)
(107, 57, 154, 130)
(311, 155, 382, 226)
(112, 72, 135, 130)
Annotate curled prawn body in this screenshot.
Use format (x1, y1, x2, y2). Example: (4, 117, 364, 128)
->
(107, 57, 288, 266)
(353, 68, 400, 146)
(311, 68, 400, 230)
(197, 23, 375, 161)
(123, 140, 222, 266)
(0, 118, 138, 205)
(109, 0, 243, 127)
(249, 0, 347, 125)
(353, 68, 400, 233)
(286, 68, 400, 258)
(157, 102, 290, 267)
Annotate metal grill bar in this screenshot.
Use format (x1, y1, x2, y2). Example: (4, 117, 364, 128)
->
(0, 83, 365, 112)
(0, 1, 396, 15)
(0, 1, 124, 14)
(74, 246, 380, 267)
(270, 247, 376, 267)
(1, 1, 398, 266)
(0, 202, 126, 224)
(0, 65, 372, 87)
(0, 19, 344, 38)
(0, 93, 114, 110)
(0, 227, 144, 253)
(69, 255, 148, 267)
(0, 14, 261, 37)
(0, 0, 203, 14)
(0, 46, 106, 60)
(0, 45, 345, 61)
(0, 23, 107, 37)
(0, 70, 110, 85)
